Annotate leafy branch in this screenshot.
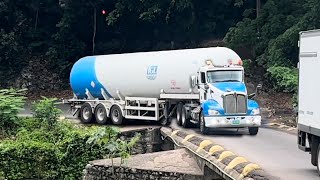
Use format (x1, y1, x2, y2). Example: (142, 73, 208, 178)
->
(86, 127, 141, 175)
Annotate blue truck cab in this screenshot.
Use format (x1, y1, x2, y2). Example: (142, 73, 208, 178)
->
(194, 61, 262, 135)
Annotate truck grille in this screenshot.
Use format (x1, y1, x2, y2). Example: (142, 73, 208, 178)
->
(224, 94, 247, 114)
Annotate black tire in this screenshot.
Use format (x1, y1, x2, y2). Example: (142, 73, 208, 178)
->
(80, 103, 94, 124)
(200, 112, 209, 135)
(312, 136, 320, 166)
(176, 103, 183, 126)
(94, 104, 108, 125)
(317, 144, 320, 176)
(249, 127, 259, 135)
(110, 105, 124, 125)
(181, 106, 192, 128)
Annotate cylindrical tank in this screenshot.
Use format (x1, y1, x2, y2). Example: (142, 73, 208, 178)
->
(70, 47, 241, 99)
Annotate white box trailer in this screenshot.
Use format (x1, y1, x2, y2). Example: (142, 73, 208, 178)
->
(298, 29, 320, 174)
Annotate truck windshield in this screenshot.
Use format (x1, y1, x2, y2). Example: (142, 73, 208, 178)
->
(207, 70, 243, 83)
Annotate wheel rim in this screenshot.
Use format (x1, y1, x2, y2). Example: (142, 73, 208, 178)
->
(112, 109, 120, 123)
(83, 107, 90, 120)
(97, 107, 105, 121)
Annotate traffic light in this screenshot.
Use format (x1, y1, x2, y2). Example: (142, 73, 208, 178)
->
(102, 10, 106, 15)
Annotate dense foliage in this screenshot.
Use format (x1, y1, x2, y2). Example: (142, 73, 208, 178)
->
(0, 0, 253, 90)
(0, 93, 140, 180)
(1, 0, 320, 102)
(225, 0, 320, 94)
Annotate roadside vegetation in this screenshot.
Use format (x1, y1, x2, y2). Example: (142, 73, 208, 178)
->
(0, 89, 140, 180)
(226, 0, 320, 106)
(1, 1, 320, 123)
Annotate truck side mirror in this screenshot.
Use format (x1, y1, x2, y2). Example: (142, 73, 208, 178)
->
(257, 84, 262, 90)
(249, 84, 262, 100)
(205, 84, 209, 90)
(191, 75, 197, 87)
(256, 84, 262, 94)
(201, 72, 206, 84)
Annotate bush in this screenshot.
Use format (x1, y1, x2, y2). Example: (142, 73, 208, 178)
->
(0, 122, 113, 180)
(32, 97, 62, 128)
(0, 140, 60, 180)
(0, 93, 141, 180)
(0, 89, 26, 136)
(267, 66, 298, 93)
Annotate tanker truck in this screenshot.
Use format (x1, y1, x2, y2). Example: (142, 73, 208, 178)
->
(65, 47, 262, 135)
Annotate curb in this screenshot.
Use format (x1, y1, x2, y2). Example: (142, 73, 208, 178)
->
(264, 122, 297, 134)
(161, 127, 277, 180)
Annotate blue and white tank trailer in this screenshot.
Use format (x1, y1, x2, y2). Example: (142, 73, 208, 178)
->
(65, 47, 262, 135)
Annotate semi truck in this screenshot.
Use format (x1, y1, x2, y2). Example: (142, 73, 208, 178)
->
(297, 29, 320, 174)
(65, 47, 262, 135)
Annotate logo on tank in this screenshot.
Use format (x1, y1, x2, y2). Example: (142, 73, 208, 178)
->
(146, 65, 158, 80)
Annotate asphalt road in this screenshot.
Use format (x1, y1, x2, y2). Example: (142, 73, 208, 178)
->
(171, 122, 319, 180)
(20, 104, 319, 180)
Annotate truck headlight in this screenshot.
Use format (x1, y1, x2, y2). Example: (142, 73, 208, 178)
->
(251, 108, 260, 115)
(208, 110, 220, 116)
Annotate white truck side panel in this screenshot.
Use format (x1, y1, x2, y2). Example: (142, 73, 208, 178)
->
(298, 30, 320, 130)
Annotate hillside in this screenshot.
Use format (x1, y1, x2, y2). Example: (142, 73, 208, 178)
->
(2, 0, 320, 125)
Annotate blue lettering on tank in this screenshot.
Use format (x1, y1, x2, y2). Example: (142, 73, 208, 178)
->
(146, 65, 158, 80)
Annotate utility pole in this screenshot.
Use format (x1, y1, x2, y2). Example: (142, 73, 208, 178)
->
(92, 8, 97, 55)
(254, 0, 261, 58)
(256, 0, 261, 18)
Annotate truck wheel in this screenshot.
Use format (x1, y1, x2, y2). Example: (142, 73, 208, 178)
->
(181, 106, 192, 128)
(317, 144, 320, 175)
(311, 136, 320, 166)
(80, 103, 94, 124)
(176, 103, 183, 126)
(110, 105, 123, 125)
(249, 127, 259, 135)
(200, 112, 209, 135)
(94, 104, 108, 125)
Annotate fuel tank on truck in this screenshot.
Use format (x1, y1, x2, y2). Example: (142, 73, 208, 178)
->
(70, 47, 242, 100)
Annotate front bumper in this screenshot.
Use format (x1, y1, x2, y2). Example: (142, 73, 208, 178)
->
(204, 115, 261, 128)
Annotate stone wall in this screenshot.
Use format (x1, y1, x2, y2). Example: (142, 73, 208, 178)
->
(119, 127, 163, 155)
(82, 128, 203, 180)
(83, 165, 200, 180)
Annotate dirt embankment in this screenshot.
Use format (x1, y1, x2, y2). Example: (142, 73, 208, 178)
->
(246, 80, 297, 128)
